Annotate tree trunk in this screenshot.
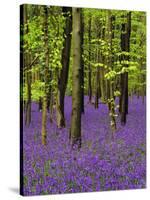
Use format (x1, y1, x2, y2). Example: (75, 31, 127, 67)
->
(41, 95, 47, 145)
(41, 6, 49, 145)
(50, 88, 54, 123)
(107, 11, 116, 133)
(95, 46, 100, 109)
(39, 97, 42, 111)
(25, 55, 31, 127)
(46, 63, 53, 112)
(57, 7, 72, 127)
(24, 4, 31, 127)
(80, 10, 84, 113)
(100, 27, 107, 103)
(88, 16, 92, 103)
(120, 12, 131, 125)
(95, 67, 99, 109)
(70, 8, 82, 148)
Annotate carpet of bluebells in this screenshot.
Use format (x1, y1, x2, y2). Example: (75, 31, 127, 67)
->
(22, 96, 146, 195)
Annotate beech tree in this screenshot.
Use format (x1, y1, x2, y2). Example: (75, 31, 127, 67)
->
(70, 8, 82, 147)
(57, 7, 72, 127)
(88, 15, 92, 103)
(41, 6, 49, 145)
(119, 12, 131, 125)
(106, 10, 117, 133)
(24, 4, 31, 127)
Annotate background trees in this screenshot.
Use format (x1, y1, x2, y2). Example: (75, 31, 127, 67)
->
(21, 5, 146, 148)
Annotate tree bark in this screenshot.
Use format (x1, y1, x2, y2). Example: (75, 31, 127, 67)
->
(95, 67, 100, 109)
(100, 27, 107, 103)
(57, 7, 72, 127)
(120, 12, 131, 125)
(107, 11, 116, 132)
(94, 20, 102, 109)
(39, 97, 42, 111)
(88, 16, 92, 103)
(70, 8, 82, 148)
(80, 10, 84, 113)
(95, 47, 100, 109)
(41, 6, 49, 145)
(24, 4, 31, 127)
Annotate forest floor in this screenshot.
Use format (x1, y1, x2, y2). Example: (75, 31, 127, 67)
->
(23, 96, 146, 195)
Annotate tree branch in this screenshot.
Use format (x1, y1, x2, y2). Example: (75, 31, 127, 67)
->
(23, 55, 39, 71)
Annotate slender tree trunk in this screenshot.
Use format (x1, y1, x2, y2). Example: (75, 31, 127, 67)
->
(57, 7, 72, 127)
(70, 8, 82, 148)
(42, 95, 47, 145)
(80, 10, 84, 113)
(88, 16, 92, 103)
(99, 66, 106, 103)
(100, 27, 107, 103)
(105, 13, 110, 109)
(39, 97, 42, 111)
(120, 12, 131, 125)
(24, 5, 31, 127)
(94, 22, 102, 109)
(50, 87, 54, 123)
(47, 69, 52, 112)
(107, 11, 116, 133)
(38, 66, 43, 111)
(25, 55, 31, 127)
(41, 6, 49, 145)
(22, 4, 27, 114)
(125, 12, 131, 115)
(95, 46, 100, 109)
(95, 67, 99, 109)
(46, 74, 51, 112)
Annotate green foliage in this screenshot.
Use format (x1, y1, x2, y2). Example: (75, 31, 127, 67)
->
(22, 5, 146, 102)
(23, 81, 45, 101)
(114, 91, 121, 97)
(31, 81, 45, 101)
(91, 62, 105, 68)
(105, 70, 117, 80)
